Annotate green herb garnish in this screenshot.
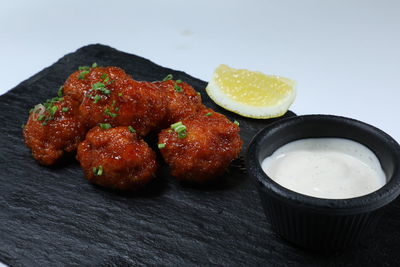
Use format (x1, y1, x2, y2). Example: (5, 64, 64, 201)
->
(171, 121, 183, 130)
(234, 120, 240, 126)
(93, 95, 101, 103)
(171, 121, 187, 139)
(158, 143, 166, 149)
(61, 107, 69, 112)
(174, 84, 183, 92)
(79, 66, 90, 71)
(101, 73, 110, 84)
(78, 70, 90, 80)
(162, 74, 173, 81)
(92, 82, 110, 95)
(33, 97, 64, 125)
(104, 108, 117, 118)
(92, 82, 105, 90)
(128, 126, 136, 133)
(93, 165, 103, 176)
(99, 123, 112, 130)
(205, 112, 212, 116)
(57, 86, 64, 97)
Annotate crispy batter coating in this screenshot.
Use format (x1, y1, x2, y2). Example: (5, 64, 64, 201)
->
(154, 80, 204, 126)
(63, 66, 132, 102)
(25, 65, 242, 187)
(77, 126, 157, 191)
(79, 79, 167, 136)
(23, 95, 86, 165)
(158, 109, 243, 182)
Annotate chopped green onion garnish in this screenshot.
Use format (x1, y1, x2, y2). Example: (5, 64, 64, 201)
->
(162, 74, 173, 81)
(234, 120, 240, 126)
(101, 73, 110, 83)
(79, 66, 90, 71)
(111, 100, 116, 107)
(57, 86, 64, 97)
(205, 112, 212, 116)
(174, 125, 186, 132)
(171, 121, 187, 138)
(93, 165, 103, 176)
(62, 107, 69, 112)
(99, 123, 112, 130)
(97, 166, 103, 175)
(178, 131, 187, 139)
(78, 70, 90, 80)
(115, 107, 120, 111)
(92, 82, 110, 95)
(128, 126, 136, 133)
(34, 97, 64, 124)
(93, 95, 101, 103)
(158, 143, 166, 149)
(104, 108, 117, 118)
(171, 121, 183, 130)
(176, 79, 182, 84)
(174, 84, 183, 92)
(50, 105, 58, 115)
(92, 62, 98, 68)
(118, 93, 123, 97)
(92, 82, 105, 90)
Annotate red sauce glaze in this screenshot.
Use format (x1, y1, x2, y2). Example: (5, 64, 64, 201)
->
(153, 80, 204, 127)
(23, 96, 86, 165)
(77, 126, 157, 191)
(63, 66, 132, 103)
(158, 108, 243, 183)
(79, 79, 167, 136)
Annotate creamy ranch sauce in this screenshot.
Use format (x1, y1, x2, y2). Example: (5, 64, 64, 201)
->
(261, 138, 386, 199)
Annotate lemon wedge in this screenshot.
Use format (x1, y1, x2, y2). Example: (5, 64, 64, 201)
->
(205, 64, 296, 119)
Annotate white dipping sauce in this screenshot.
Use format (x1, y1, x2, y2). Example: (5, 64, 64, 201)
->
(261, 138, 386, 199)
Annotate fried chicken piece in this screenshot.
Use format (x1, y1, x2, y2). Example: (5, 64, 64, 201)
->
(23, 95, 86, 165)
(79, 79, 167, 136)
(158, 108, 243, 183)
(154, 79, 204, 126)
(63, 65, 132, 102)
(77, 126, 157, 191)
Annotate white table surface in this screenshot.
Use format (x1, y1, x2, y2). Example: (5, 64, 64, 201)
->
(1, 0, 399, 265)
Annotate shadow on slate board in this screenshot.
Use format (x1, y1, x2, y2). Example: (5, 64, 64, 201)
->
(0, 44, 399, 266)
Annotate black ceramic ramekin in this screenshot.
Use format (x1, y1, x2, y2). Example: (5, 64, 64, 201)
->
(246, 115, 400, 251)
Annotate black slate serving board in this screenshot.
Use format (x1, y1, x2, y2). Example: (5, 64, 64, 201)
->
(1, 44, 399, 266)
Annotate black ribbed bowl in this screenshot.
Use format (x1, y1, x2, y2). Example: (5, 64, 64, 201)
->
(246, 115, 400, 251)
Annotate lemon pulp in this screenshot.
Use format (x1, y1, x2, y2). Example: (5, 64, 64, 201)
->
(206, 64, 296, 119)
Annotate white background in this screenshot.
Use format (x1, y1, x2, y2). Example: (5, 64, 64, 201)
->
(0, 0, 399, 264)
(1, 0, 400, 142)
